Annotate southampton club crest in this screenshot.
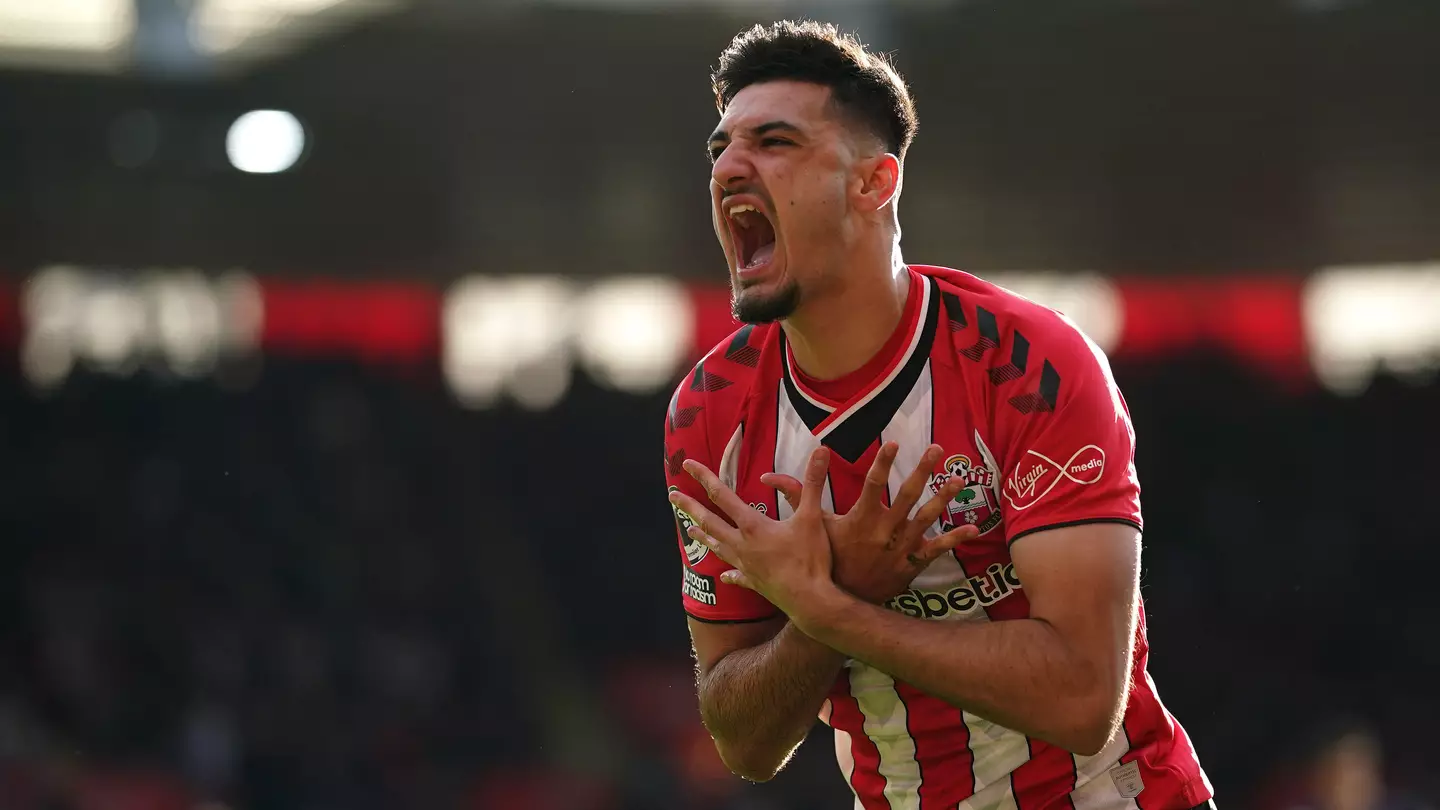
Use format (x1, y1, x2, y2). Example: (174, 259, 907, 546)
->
(929, 453, 1003, 536)
(669, 486, 707, 565)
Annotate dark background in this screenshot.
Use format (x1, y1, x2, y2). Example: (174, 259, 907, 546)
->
(0, 2, 1435, 809)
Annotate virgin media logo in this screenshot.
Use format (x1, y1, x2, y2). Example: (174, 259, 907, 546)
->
(1003, 445, 1106, 511)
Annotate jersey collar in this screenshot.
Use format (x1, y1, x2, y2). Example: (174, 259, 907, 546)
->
(780, 271, 941, 463)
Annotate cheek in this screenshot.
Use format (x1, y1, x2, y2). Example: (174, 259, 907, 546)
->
(782, 177, 847, 241)
(710, 205, 732, 252)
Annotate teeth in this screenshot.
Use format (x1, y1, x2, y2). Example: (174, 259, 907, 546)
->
(727, 203, 758, 218)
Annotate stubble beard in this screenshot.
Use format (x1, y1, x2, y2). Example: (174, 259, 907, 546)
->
(732, 278, 801, 324)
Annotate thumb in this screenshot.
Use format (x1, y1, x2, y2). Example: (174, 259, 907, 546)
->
(759, 473, 804, 512)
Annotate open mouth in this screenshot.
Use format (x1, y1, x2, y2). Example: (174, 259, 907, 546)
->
(727, 203, 777, 272)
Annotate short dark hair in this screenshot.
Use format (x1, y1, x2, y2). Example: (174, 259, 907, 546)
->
(712, 20, 918, 161)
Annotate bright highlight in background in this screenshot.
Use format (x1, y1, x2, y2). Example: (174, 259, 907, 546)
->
(1303, 263, 1440, 394)
(985, 272, 1124, 355)
(226, 110, 306, 174)
(575, 277, 693, 394)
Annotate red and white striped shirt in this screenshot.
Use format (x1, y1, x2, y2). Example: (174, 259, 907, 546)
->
(665, 265, 1213, 810)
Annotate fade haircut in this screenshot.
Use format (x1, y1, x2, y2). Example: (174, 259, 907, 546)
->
(711, 20, 918, 161)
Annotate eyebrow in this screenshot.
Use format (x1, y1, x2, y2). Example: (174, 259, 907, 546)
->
(707, 120, 806, 149)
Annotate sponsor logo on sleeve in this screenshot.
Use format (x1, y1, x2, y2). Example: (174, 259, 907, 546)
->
(682, 567, 717, 606)
(1003, 445, 1106, 511)
(669, 485, 707, 566)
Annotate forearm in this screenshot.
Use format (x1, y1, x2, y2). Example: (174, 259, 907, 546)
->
(797, 589, 1123, 755)
(698, 621, 846, 780)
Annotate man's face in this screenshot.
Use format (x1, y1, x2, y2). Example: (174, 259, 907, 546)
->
(708, 80, 858, 324)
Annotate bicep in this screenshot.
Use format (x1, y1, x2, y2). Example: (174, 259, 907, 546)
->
(1010, 523, 1140, 681)
(689, 614, 787, 675)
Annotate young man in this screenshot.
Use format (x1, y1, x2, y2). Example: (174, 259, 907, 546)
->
(663, 20, 1214, 810)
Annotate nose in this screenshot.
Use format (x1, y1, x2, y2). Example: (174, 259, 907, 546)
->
(710, 142, 753, 192)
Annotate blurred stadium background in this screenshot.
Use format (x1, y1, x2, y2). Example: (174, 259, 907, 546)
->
(0, 0, 1438, 808)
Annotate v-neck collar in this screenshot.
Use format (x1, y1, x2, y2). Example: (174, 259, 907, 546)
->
(779, 271, 940, 463)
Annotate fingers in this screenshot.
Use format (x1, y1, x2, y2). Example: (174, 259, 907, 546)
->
(910, 474, 968, 529)
(719, 569, 757, 591)
(683, 458, 760, 528)
(891, 444, 943, 520)
(669, 490, 744, 548)
(924, 524, 981, 557)
(906, 524, 981, 568)
(689, 526, 740, 569)
(853, 442, 899, 519)
(669, 499, 742, 569)
(796, 447, 830, 516)
(759, 473, 804, 512)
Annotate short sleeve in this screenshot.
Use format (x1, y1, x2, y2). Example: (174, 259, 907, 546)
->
(664, 381, 779, 623)
(995, 325, 1143, 545)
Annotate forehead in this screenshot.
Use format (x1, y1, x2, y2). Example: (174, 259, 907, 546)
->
(717, 80, 837, 134)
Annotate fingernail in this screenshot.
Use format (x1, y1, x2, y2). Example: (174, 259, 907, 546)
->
(811, 450, 826, 467)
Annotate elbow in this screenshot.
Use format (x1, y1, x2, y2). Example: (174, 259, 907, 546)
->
(702, 710, 791, 782)
(1058, 690, 1126, 757)
(1064, 724, 1114, 758)
(712, 739, 784, 783)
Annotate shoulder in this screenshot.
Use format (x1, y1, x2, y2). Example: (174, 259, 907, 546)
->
(664, 322, 776, 460)
(916, 264, 1118, 398)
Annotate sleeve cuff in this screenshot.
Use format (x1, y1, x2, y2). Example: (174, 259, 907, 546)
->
(1007, 517, 1142, 547)
(683, 609, 783, 625)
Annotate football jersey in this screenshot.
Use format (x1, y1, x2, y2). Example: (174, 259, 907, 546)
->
(663, 266, 1213, 810)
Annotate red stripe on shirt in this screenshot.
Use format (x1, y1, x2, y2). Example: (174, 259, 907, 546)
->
(829, 670, 892, 810)
(899, 683, 977, 808)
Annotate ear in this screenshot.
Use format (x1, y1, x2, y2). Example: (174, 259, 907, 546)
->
(854, 153, 902, 215)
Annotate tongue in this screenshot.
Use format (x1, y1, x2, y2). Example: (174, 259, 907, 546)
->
(746, 242, 775, 269)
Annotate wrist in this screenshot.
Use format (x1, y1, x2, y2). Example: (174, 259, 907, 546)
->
(788, 579, 855, 642)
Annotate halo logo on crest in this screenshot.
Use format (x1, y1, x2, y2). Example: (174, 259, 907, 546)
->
(669, 486, 707, 566)
(929, 453, 1003, 536)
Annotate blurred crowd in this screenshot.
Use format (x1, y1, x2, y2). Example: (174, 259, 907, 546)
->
(0, 355, 1435, 810)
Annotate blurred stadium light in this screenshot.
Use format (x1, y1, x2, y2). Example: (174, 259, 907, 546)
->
(0, 0, 136, 72)
(20, 265, 262, 391)
(1303, 263, 1440, 395)
(442, 276, 575, 410)
(984, 272, 1123, 355)
(226, 110, 307, 173)
(22, 262, 1440, 407)
(189, 0, 405, 64)
(573, 277, 694, 395)
(0, 0, 404, 75)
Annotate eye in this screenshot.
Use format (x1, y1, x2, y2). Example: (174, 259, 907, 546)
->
(760, 137, 793, 148)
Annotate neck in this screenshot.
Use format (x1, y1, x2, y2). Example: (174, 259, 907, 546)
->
(781, 242, 910, 381)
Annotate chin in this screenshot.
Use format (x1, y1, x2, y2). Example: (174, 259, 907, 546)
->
(732, 279, 801, 324)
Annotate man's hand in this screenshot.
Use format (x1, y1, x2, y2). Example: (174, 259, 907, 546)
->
(763, 442, 980, 604)
(668, 447, 834, 616)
